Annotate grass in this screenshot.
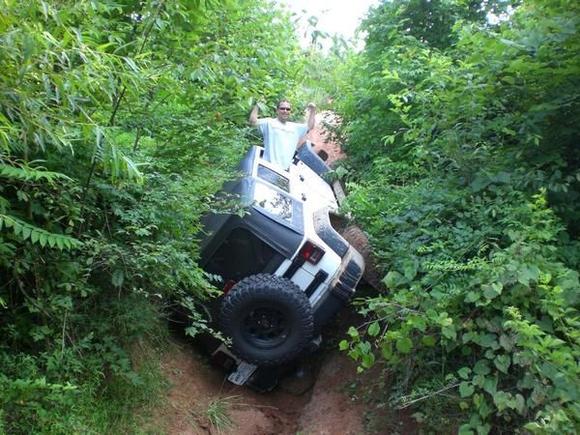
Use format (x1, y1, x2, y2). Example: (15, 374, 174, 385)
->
(204, 395, 239, 432)
(82, 340, 169, 434)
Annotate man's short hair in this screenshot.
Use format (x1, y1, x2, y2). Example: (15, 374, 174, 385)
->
(276, 99, 291, 109)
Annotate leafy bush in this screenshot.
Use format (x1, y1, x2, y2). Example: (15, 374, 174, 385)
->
(337, 0, 580, 432)
(0, 0, 307, 432)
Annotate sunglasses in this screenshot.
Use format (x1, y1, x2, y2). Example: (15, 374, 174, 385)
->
(278, 107, 291, 112)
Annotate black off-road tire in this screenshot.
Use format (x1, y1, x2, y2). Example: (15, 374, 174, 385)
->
(219, 274, 314, 367)
(341, 225, 384, 291)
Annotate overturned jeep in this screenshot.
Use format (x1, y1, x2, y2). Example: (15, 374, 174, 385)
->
(199, 144, 364, 385)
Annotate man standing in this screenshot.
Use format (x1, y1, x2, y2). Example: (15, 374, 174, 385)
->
(249, 99, 316, 170)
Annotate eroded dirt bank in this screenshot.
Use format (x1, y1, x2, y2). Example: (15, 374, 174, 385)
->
(154, 335, 366, 435)
(307, 111, 345, 166)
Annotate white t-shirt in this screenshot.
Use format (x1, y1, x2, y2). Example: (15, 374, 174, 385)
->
(257, 118, 308, 170)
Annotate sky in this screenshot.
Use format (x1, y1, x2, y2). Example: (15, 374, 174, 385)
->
(276, 0, 381, 47)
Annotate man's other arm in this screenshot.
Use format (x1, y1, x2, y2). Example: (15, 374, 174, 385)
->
(306, 102, 316, 131)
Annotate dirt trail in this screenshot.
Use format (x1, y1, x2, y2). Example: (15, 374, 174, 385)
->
(155, 335, 365, 435)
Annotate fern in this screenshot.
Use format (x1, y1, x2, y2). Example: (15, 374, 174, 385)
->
(0, 214, 82, 250)
(104, 145, 144, 184)
(0, 163, 71, 184)
(91, 127, 143, 184)
(0, 195, 8, 212)
(423, 257, 489, 272)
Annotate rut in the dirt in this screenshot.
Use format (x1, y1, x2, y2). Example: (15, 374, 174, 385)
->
(155, 311, 366, 435)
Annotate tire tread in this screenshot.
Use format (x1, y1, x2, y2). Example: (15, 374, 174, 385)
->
(220, 274, 314, 366)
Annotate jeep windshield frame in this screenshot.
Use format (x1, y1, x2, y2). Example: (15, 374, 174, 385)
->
(257, 164, 290, 192)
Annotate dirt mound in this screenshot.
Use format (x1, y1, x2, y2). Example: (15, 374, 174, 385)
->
(153, 339, 364, 435)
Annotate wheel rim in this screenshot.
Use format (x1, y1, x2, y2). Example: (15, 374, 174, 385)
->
(241, 306, 289, 349)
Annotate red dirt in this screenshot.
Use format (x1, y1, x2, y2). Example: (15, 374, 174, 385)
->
(306, 111, 345, 166)
(297, 351, 366, 435)
(154, 339, 366, 435)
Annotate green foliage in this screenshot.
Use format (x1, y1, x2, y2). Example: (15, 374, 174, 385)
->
(0, 295, 168, 434)
(0, 162, 71, 183)
(0, 212, 81, 249)
(336, 0, 580, 432)
(0, 0, 307, 432)
(365, 0, 516, 50)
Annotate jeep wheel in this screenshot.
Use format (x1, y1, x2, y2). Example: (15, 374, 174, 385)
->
(220, 274, 314, 366)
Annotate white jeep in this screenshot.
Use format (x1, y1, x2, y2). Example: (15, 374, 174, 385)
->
(199, 144, 364, 385)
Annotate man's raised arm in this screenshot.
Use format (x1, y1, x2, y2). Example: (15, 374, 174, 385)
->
(248, 104, 259, 126)
(306, 102, 316, 131)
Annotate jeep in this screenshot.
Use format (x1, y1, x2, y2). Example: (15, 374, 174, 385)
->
(199, 144, 364, 386)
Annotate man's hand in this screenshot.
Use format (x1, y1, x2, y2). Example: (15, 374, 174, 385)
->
(306, 102, 316, 131)
(248, 103, 260, 126)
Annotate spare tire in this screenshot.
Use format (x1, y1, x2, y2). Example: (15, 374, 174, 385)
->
(219, 274, 314, 366)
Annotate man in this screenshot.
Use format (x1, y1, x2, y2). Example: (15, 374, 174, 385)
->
(249, 99, 316, 170)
